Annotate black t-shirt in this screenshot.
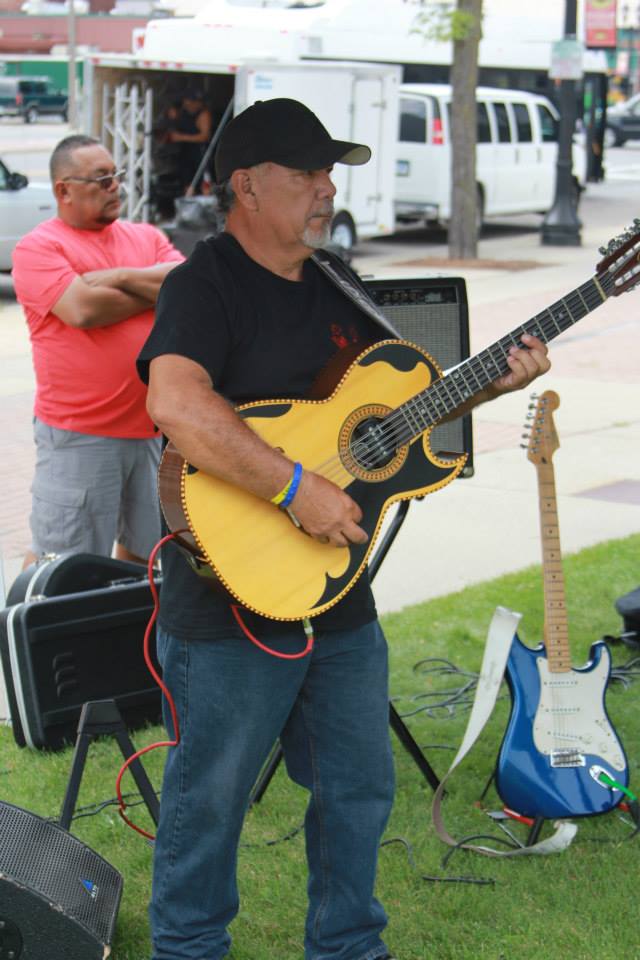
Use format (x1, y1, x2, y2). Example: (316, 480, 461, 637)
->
(137, 233, 383, 640)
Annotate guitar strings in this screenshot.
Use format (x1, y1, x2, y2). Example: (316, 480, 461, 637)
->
(306, 282, 606, 486)
(338, 282, 601, 480)
(350, 284, 600, 473)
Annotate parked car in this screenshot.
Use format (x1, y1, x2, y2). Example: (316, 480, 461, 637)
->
(0, 76, 68, 124)
(0, 158, 55, 271)
(604, 94, 640, 148)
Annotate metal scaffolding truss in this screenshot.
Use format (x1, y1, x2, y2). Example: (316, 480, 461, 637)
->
(101, 82, 153, 223)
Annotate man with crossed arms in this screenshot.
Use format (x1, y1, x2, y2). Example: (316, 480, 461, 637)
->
(12, 134, 183, 568)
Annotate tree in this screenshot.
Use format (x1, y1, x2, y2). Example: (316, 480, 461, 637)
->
(411, 0, 484, 258)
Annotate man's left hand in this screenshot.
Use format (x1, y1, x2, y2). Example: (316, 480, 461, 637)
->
(489, 333, 550, 396)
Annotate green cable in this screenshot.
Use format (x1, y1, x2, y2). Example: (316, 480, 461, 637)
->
(597, 771, 638, 803)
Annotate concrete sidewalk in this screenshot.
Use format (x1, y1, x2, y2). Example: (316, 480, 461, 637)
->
(1, 182, 639, 722)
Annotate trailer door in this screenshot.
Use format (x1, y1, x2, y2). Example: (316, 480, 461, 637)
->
(236, 62, 396, 241)
(347, 76, 384, 230)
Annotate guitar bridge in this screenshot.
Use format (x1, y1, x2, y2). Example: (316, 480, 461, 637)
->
(550, 750, 586, 768)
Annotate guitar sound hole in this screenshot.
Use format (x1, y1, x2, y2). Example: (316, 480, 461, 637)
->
(350, 417, 395, 470)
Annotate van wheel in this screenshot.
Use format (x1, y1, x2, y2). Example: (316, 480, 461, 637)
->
(24, 105, 38, 124)
(476, 186, 485, 235)
(331, 212, 357, 251)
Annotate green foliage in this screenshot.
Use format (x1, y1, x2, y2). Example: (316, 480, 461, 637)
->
(410, 1, 482, 43)
(1, 534, 638, 959)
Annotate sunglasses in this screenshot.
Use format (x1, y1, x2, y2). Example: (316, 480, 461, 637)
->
(62, 169, 126, 190)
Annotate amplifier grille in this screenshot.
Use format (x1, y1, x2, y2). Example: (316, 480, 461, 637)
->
(364, 277, 473, 473)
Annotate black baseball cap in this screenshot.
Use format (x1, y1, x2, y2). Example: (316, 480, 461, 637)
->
(214, 97, 371, 183)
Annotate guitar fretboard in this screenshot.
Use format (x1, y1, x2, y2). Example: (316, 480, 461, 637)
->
(537, 460, 572, 673)
(379, 272, 610, 448)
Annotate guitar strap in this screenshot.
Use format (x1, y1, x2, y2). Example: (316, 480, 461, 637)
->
(311, 250, 402, 338)
(431, 605, 579, 857)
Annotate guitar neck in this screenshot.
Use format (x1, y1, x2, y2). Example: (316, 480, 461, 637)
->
(536, 460, 572, 672)
(393, 273, 609, 438)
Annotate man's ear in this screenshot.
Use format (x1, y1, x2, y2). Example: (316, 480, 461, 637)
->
(53, 179, 71, 205)
(229, 169, 258, 211)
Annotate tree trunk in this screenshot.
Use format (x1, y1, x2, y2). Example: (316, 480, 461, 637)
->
(448, 0, 483, 259)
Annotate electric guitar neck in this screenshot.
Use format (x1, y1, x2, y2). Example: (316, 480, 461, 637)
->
(526, 390, 571, 672)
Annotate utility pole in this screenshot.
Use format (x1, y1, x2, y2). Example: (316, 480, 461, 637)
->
(541, 0, 582, 246)
(67, 0, 77, 129)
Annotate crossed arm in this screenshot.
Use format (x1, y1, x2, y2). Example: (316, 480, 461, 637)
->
(53, 262, 180, 329)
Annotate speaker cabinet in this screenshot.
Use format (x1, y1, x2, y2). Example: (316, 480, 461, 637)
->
(0, 801, 122, 959)
(364, 276, 473, 476)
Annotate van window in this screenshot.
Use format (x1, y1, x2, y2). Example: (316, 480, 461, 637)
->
(537, 104, 558, 142)
(491, 102, 512, 142)
(0, 79, 15, 96)
(399, 97, 427, 144)
(477, 102, 492, 143)
(512, 103, 533, 142)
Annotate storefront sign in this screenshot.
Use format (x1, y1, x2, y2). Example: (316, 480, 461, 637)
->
(585, 0, 617, 49)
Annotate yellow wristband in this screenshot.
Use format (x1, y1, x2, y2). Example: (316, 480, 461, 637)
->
(271, 471, 294, 506)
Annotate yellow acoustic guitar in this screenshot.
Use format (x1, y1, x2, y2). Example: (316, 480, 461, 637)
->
(158, 227, 640, 620)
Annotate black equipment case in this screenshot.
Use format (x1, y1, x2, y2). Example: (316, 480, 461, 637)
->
(0, 554, 162, 750)
(615, 585, 640, 648)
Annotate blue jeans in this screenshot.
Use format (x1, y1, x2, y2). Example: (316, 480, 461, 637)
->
(150, 619, 395, 960)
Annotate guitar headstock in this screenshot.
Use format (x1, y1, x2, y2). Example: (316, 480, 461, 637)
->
(597, 219, 640, 295)
(522, 390, 560, 465)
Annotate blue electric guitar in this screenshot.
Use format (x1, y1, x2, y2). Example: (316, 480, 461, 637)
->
(495, 391, 629, 819)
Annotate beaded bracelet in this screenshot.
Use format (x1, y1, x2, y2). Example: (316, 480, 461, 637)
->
(280, 462, 303, 509)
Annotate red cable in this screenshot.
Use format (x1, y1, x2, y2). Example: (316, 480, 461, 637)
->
(230, 604, 314, 659)
(117, 536, 315, 839)
(115, 532, 181, 840)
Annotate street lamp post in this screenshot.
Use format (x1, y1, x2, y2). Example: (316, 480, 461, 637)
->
(541, 0, 582, 246)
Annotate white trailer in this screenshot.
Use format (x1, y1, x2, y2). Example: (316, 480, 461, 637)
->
(83, 53, 400, 247)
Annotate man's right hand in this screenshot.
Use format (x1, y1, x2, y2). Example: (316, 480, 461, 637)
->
(289, 471, 368, 548)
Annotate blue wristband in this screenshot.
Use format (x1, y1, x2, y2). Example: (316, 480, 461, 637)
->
(280, 462, 302, 509)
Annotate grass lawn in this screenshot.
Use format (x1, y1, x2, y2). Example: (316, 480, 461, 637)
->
(1, 534, 639, 960)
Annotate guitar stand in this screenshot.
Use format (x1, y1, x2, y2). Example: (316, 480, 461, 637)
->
(250, 501, 441, 807)
(479, 770, 546, 848)
(59, 698, 160, 831)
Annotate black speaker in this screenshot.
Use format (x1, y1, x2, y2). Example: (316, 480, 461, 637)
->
(364, 276, 473, 476)
(0, 801, 122, 959)
(615, 585, 640, 647)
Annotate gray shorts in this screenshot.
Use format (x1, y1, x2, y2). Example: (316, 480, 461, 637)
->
(30, 418, 162, 559)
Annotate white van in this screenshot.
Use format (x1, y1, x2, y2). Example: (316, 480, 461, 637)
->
(395, 84, 585, 230)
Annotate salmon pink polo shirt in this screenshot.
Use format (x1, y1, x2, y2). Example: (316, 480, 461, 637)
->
(12, 217, 184, 438)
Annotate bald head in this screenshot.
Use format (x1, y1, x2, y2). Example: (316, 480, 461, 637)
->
(50, 135, 101, 182)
